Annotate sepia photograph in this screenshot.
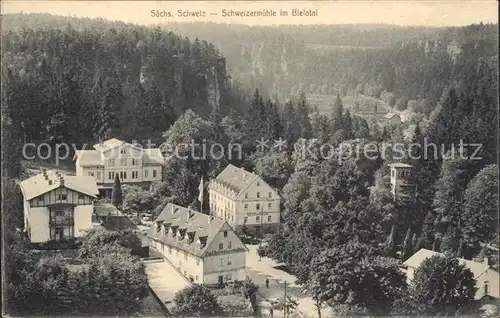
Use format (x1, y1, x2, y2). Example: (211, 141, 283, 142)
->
(1, 1, 499, 317)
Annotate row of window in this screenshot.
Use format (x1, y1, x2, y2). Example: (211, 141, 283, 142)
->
(392, 170, 410, 178)
(39, 193, 85, 202)
(244, 215, 272, 223)
(162, 244, 202, 265)
(244, 191, 272, 199)
(105, 169, 157, 180)
(106, 158, 140, 167)
(245, 202, 273, 210)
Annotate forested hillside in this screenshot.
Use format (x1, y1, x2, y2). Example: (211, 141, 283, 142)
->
(169, 22, 498, 111)
(1, 13, 243, 147)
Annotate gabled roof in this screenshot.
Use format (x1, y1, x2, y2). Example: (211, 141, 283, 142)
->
(93, 138, 126, 151)
(384, 112, 400, 119)
(388, 163, 413, 169)
(211, 164, 261, 199)
(404, 248, 492, 279)
(19, 170, 99, 200)
(75, 138, 164, 167)
(147, 203, 227, 257)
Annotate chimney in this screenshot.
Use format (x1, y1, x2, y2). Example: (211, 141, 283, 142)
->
(484, 257, 489, 266)
(48, 180, 53, 185)
(59, 177, 64, 186)
(44, 175, 49, 180)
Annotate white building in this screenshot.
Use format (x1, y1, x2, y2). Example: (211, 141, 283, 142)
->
(19, 169, 99, 243)
(74, 138, 163, 197)
(148, 203, 248, 286)
(208, 164, 281, 233)
(388, 163, 413, 201)
(404, 249, 500, 301)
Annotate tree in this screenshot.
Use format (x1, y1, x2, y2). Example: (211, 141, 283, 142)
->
(308, 242, 407, 315)
(331, 93, 344, 135)
(111, 174, 123, 207)
(296, 91, 312, 139)
(78, 228, 142, 258)
(385, 225, 397, 257)
(406, 254, 476, 315)
(242, 276, 259, 313)
(272, 295, 299, 317)
(172, 284, 222, 317)
(122, 184, 159, 218)
(461, 164, 499, 254)
(402, 228, 413, 261)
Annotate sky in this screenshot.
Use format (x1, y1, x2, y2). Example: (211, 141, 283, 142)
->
(1, 1, 498, 27)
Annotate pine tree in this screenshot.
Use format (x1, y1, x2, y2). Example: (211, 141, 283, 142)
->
(385, 225, 397, 257)
(417, 211, 436, 251)
(402, 228, 413, 261)
(296, 91, 312, 139)
(331, 93, 344, 135)
(267, 100, 283, 141)
(247, 89, 268, 141)
(112, 174, 123, 207)
(282, 100, 299, 146)
(411, 233, 418, 253)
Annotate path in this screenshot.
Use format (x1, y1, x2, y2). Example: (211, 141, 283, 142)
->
(245, 245, 333, 318)
(144, 258, 190, 310)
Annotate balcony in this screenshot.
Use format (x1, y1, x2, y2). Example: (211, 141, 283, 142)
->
(49, 218, 74, 226)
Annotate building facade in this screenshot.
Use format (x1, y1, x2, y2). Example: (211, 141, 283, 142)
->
(404, 249, 500, 301)
(19, 169, 99, 243)
(208, 164, 281, 233)
(148, 203, 248, 285)
(74, 138, 163, 197)
(389, 163, 413, 201)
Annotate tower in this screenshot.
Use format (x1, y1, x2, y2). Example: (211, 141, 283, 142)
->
(389, 163, 413, 201)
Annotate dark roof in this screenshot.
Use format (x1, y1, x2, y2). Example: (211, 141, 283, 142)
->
(99, 216, 139, 232)
(147, 203, 225, 257)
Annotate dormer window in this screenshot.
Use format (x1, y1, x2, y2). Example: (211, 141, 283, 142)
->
(256, 182, 260, 186)
(245, 193, 248, 199)
(257, 192, 260, 198)
(268, 192, 272, 198)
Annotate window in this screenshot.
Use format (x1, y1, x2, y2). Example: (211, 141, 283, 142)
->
(184, 270, 187, 276)
(484, 281, 489, 294)
(132, 171, 138, 179)
(268, 215, 272, 222)
(244, 217, 248, 223)
(169, 246, 172, 254)
(88, 171, 94, 176)
(196, 259, 200, 266)
(256, 203, 260, 210)
(228, 259, 232, 266)
(96, 171, 101, 179)
(219, 243, 224, 250)
(257, 192, 260, 198)
(228, 241, 232, 249)
(268, 192, 272, 198)
(245, 193, 248, 199)
(120, 148, 126, 154)
(195, 275, 199, 281)
(231, 215, 234, 221)
(38, 197, 44, 202)
(120, 158, 127, 166)
(144, 170, 149, 178)
(57, 194, 67, 201)
(219, 259, 224, 267)
(78, 194, 85, 200)
(268, 203, 272, 209)
(108, 159, 115, 166)
(256, 182, 260, 186)
(109, 172, 113, 180)
(132, 158, 137, 165)
(256, 216, 260, 222)
(244, 204, 248, 210)
(153, 170, 157, 178)
(223, 231, 228, 238)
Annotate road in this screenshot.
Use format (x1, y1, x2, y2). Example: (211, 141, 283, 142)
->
(245, 245, 332, 318)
